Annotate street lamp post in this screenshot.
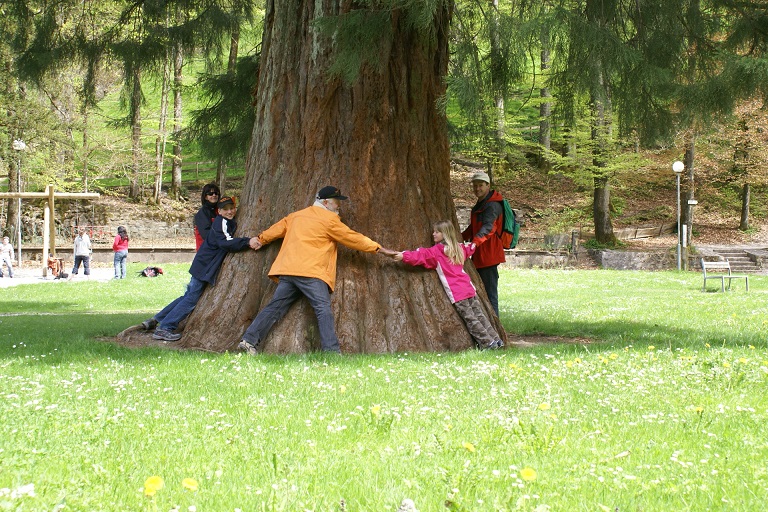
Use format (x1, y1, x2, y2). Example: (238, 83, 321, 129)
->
(12, 139, 26, 267)
(672, 160, 684, 271)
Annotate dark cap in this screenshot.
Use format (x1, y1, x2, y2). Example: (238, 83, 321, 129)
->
(317, 186, 348, 200)
(217, 196, 236, 208)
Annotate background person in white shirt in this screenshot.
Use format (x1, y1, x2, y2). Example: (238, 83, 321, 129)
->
(0, 236, 14, 278)
(72, 228, 92, 276)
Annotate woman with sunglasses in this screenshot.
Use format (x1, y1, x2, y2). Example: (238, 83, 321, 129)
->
(194, 183, 221, 250)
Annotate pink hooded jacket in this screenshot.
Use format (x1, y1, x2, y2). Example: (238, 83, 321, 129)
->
(401, 243, 477, 304)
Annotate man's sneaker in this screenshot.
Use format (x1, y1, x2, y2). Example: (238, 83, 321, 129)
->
(491, 339, 504, 349)
(141, 318, 158, 330)
(153, 328, 181, 342)
(238, 340, 259, 355)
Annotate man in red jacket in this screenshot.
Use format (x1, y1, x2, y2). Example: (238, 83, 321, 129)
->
(462, 171, 505, 316)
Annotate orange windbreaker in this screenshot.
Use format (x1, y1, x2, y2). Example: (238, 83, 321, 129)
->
(258, 205, 381, 291)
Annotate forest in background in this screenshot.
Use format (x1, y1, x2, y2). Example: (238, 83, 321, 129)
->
(1, 0, 767, 245)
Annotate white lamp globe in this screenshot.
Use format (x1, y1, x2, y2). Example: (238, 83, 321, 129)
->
(672, 160, 684, 173)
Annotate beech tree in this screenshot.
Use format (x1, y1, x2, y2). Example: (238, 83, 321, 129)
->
(153, 0, 505, 354)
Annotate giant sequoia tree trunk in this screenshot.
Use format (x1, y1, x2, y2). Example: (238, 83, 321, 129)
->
(171, 1, 504, 354)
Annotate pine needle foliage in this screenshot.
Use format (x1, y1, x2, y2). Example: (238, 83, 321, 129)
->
(186, 53, 260, 162)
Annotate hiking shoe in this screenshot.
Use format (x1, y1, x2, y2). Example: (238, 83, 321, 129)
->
(238, 340, 259, 355)
(153, 328, 181, 342)
(141, 318, 158, 330)
(480, 339, 502, 350)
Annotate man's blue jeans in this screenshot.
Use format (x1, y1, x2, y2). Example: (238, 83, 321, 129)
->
(156, 276, 207, 331)
(242, 276, 340, 353)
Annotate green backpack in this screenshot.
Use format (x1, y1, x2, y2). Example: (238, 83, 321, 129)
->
(498, 199, 520, 250)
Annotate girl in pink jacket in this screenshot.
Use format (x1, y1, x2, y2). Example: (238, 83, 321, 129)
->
(394, 220, 502, 350)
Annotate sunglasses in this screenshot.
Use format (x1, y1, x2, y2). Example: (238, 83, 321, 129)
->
(206, 191, 219, 196)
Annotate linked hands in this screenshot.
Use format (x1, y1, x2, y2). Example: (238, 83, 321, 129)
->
(377, 246, 404, 261)
(376, 246, 398, 257)
(249, 237, 263, 250)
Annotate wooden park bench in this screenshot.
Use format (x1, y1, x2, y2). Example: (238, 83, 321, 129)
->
(701, 259, 749, 292)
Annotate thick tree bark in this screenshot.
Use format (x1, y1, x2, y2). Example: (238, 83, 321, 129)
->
(172, 1, 504, 354)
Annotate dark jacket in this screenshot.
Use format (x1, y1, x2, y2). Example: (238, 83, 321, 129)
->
(462, 190, 506, 268)
(194, 202, 218, 251)
(189, 215, 250, 285)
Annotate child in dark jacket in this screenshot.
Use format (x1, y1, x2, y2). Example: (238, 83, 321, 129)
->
(143, 197, 259, 341)
(394, 220, 503, 350)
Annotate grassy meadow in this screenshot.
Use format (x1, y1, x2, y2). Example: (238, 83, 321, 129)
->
(1, 265, 767, 511)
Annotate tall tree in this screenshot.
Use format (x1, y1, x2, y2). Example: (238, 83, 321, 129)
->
(164, 0, 503, 354)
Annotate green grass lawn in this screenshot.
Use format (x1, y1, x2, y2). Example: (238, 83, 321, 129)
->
(1, 266, 767, 510)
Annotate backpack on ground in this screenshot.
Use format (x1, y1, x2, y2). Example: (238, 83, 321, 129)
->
(497, 199, 520, 250)
(139, 266, 164, 277)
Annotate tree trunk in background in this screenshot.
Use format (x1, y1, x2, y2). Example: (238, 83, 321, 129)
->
(173, 1, 504, 354)
(490, 0, 505, 164)
(539, 36, 551, 169)
(170, 43, 183, 200)
(154, 56, 171, 204)
(82, 107, 90, 192)
(590, 71, 616, 244)
(6, 154, 20, 237)
(740, 182, 750, 231)
(682, 136, 695, 243)
(129, 66, 142, 199)
(215, 27, 241, 191)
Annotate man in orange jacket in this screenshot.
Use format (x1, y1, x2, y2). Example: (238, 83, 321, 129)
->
(239, 186, 396, 354)
(462, 171, 506, 316)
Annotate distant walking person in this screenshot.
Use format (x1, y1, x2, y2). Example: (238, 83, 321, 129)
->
(112, 226, 129, 279)
(72, 228, 92, 277)
(393, 220, 502, 350)
(239, 186, 396, 354)
(462, 171, 505, 316)
(0, 236, 14, 278)
(194, 183, 220, 251)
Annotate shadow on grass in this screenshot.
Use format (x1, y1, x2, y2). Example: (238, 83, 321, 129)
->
(2, 306, 764, 368)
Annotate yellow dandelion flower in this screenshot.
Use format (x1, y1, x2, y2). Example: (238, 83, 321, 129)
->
(609, 353, 618, 360)
(574, 358, 582, 364)
(144, 476, 164, 497)
(723, 362, 731, 368)
(462, 442, 476, 453)
(520, 467, 537, 481)
(565, 361, 574, 368)
(749, 345, 755, 350)
(370, 405, 381, 417)
(705, 343, 711, 348)
(648, 346, 655, 351)
(695, 406, 704, 414)
(738, 358, 747, 364)
(182, 478, 199, 492)
(339, 385, 347, 394)
(538, 403, 551, 411)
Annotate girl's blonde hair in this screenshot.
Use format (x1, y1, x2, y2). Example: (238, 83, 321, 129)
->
(434, 220, 465, 265)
